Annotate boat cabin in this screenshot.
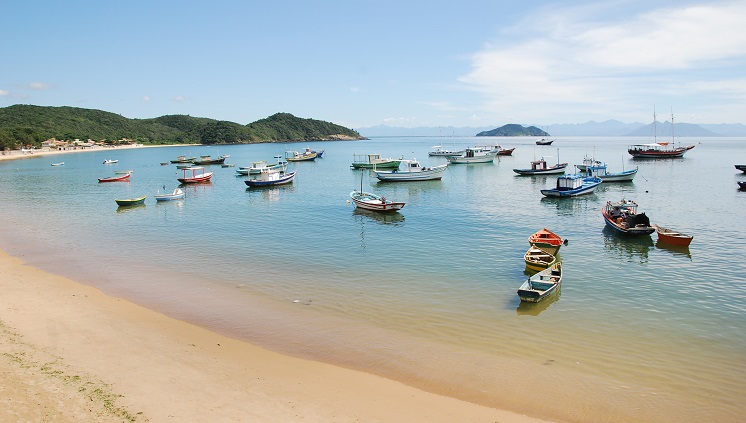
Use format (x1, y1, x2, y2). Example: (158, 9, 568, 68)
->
(530, 159, 549, 171)
(555, 174, 583, 190)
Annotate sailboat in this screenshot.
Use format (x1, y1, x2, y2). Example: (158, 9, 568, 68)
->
(628, 109, 696, 158)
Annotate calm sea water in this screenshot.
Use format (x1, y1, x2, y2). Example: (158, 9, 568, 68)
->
(1, 137, 745, 422)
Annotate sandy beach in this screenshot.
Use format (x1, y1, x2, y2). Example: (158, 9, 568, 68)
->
(0, 246, 551, 422)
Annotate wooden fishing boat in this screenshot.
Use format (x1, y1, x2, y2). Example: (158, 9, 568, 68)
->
(428, 146, 464, 157)
(351, 153, 401, 169)
(374, 160, 448, 181)
(513, 158, 568, 175)
(628, 110, 696, 158)
(585, 163, 638, 182)
(103, 159, 118, 164)
(654, 225, 693, 247)
(528, 228, 564, 255)
(114, 170, 133, 175)
(285, 150, 317, 162)
(115, 195, 146, 206)
(51, 162, 64, 166)
(496, 147, 515, 156)
(735, 165, 746, 173)
(524, 245, 557, 271)
(237, 160, 287, 176)
(170, 155, 196, 164)
(576, 155, 601, 171)
(177, 166, 213, 184)
(193, 155, 226, 165)
(154, 188, 185, 202)
(349, 190, 405, 212)
(517, 262, 562, 302)
(245, 169, 296, 187)
(602, 199, 655, 235)
(536, 139, 554, 145)
(446, 148, 496, 164)
(541, 174, 602, 197)
(98, 173, 131, 182)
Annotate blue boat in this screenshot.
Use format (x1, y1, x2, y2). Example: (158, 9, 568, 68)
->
(245, 169, 297, 187)
(540, 174, 602, 197)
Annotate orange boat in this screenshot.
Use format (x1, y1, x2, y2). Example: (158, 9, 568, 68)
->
(654, 225, 693, 247)
(528, 228, 564, 255)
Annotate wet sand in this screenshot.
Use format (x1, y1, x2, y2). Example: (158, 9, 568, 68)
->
(0, 248, 549, 422)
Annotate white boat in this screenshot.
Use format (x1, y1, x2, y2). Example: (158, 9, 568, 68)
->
(517, 262, 562, 302)
(349, 190, 405, 212)
(428, 145, 463, 157)
(576, 154, 601, 171)
(51, 162, 64, 166)
(103, 159, 118, 164)
(585, 163, 638, 182)
(540, 174, 602, 197)
(154, 188, 185, 201)
(114, 170, 133, 175)
(374, 159, 448, 181)
(446, 148, 496, 164)
(244, 168, 296, 187)
(237, 159, 288, 176)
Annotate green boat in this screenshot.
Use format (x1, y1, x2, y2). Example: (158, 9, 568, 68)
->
(351, 153, 402, 169)
(115, 196, 147, 207)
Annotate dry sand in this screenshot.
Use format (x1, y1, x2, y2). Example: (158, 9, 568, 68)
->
(0, 247, 550, 422)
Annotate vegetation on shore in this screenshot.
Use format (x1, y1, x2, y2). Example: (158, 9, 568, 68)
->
(0, 105, 365, 150)
(475, 124, 549, 137)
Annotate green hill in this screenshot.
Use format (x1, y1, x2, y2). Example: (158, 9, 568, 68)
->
(0, 105, 364, 150)
(475, 124, 549, 137)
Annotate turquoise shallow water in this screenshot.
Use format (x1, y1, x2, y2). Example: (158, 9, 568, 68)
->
(1, 137, 745, 422)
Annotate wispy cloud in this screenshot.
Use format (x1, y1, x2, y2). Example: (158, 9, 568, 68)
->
(459, 1, 746, 123)
(26, 82, 53, 90)
(0, 89, 9, 96)
(142, 96, 151, 102)
(173, 96, 187, 102)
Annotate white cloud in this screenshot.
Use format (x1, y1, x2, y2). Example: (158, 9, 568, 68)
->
(0, 89, 9, 96)
(459, 1, 746, 122)
(142, 96, 151, 102)
(27, 82, 52, 90)
(173, 96, 186, 102)
(383, 117, 417, 125)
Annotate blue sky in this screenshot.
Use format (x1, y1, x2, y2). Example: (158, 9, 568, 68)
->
(3, 0, 745, 128)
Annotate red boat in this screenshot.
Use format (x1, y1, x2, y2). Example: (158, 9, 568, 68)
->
(496, 147, 515, 156)
(177, 166, 213, 184)
(98, 173, 131, 182)
(528, 228, 564, 255)
(654, 225, 693, 247)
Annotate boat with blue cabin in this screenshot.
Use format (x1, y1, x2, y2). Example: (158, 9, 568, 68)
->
(540, 174, 602, 197)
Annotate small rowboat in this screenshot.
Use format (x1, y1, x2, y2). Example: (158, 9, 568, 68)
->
(103, 159, 118, 164)
(654, 225, 693, 247)
(349, 190, 405, 212)
(98, 173, 131, 182)
(154, 188, 185, 202)
(517, 262, 562, 303)
(528, 228, 564, 255)
(524, 245, 557, 271)
(115, 195, 146, 206)
(114, 170, 133, 174)
(51, 162, 64, 166)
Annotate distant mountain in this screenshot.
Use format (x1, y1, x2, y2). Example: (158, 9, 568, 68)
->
(358, 119, 746, 137)
(624, 121, 720, 137)
(0, 105, 364, 150)
(476, 124, 548, 137)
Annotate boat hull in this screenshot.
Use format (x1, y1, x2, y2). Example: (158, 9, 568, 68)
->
(98, 174, 131, 182)
(598, 169, 637, 182)
(115, 196, 146, 206)
(244, 170, 296, 187)
(513, 164, 568, 175)
(654, 226, 693, 247)
(351, 161, 401, 169)
(349, 191, 405, 212)
(517, 263, 562, 302)
(601, 209, 655, 235)
(446, 155, 496, 164)
(178, 174, 213, 184)
(735, 164, 746, 173)
(540, 178, 602, 197)
(496, 148, 515, 156)
(374, 165, 447, 181)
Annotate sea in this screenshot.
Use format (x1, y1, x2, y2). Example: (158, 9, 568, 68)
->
(1, 137, 744, 423)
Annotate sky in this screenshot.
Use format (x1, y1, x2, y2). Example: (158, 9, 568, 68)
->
(2, 0, 745, 129)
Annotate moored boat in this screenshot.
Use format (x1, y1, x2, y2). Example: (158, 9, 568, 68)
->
(374, 159, 448, 181)
(496, 147, 515, 156)
(177, 166, 213, 184)
(517, 262, 562, 302)
(540, 174, 602, 197)
(524, 245, 557, 271)
(602, 199, 655, 235)
(51, 162, 64, 166)
(170, 155, 196, 164)
(115, 195, 146, 207)
(585, 163, 638, 182)
(576, 155, 601, 171)
(351, 153, 401, 169)
(735, 164, 746, 173)
(245, 169, 297, 187)
(349, 190, 405, 212)
(654, 225, 693, 247)
(103, 159, 118, 164)
(739, 181, 746, 190)
(154, 188, 185, 202)
(528, 228, 564, 256)
(536, 138, 554, 145)
(286, 150, 317, 162)
(513, 158, 568, 175)
(193, 155, 226, 165)
(98, 173, 131, 182)
(446, 147, 496, 164)
(114, 170, 133, 175)
(237, 159, 287, 176)
(428, 145, 464, 157)
(628, 110, 696, 158)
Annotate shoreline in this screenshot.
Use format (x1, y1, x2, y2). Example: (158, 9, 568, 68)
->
(0, 143, 191, 162)
(0, 247, 549, 422)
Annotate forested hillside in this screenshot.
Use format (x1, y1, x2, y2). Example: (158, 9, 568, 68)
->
(0, 105, 364, 150)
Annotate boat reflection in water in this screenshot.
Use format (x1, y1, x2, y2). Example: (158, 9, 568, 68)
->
(602, 226, 654, 263)
(115, 204, 146, 214)
(515, 286, 562, 316)
(352, 207, 404, 226)
(540, 195, 599, 217)
(655, 240, 692, 260)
